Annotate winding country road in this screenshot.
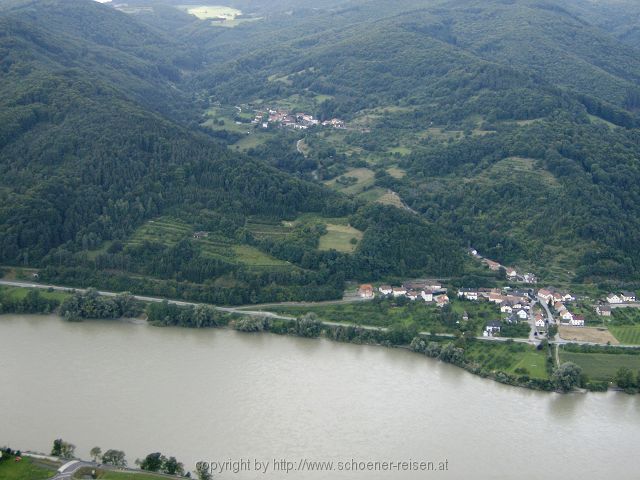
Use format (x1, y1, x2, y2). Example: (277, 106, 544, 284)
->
(3, 279, 639, 348)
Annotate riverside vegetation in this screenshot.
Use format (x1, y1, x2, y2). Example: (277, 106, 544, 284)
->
(4, 284, 639, 393)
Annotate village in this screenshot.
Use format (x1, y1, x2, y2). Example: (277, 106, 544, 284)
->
(356, 247, 640, 343)
(251, 107, 346, 130)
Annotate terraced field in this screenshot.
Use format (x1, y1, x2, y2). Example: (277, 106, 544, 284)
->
(128, 217, 191, 247)
(245, 218, 293, 240)
(128, 217, 292, 270)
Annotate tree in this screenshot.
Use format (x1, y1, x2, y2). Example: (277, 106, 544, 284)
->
(90, 447, 102, 463)
(196, 462, 213, 480)
(163, 456, 184, 475)
(614, 367, 637, 390)
(51, 439, 75, 459)
(102, 449, 127, 467)
(552, 362, 583, 392)
(140, 452, 164, 472)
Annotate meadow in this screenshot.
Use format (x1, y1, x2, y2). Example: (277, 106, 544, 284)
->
(559, 351, 640, 381)
(608, 325, 640, 345)
(0, 456, 54, 480)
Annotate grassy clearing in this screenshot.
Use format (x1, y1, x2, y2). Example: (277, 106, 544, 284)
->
(0, 286, 70, 302)
(0, 456, 55, 480)
(609, 325, 640, 345)
(181, 5, 262, 27)
(465, 341, 549, 379)
(386, 166, 406, 178)
(184, 5, 241, 20)
(325, 168, 375, 195)
(318, 224, 363, 253)
(232, 245, 291, 267)
(559, 351, 640, 381)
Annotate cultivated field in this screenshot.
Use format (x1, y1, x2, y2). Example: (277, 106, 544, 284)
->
(559, 351, 640, 381)
(608, 325, 640, 345)
(127, 217, 291, 270)
(558, 326, 619, 345)
(183, 5, 241, 20)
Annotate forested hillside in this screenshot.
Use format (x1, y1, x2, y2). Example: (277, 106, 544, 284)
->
(157, 0, 640, 284)
(0, 0, 465, 304)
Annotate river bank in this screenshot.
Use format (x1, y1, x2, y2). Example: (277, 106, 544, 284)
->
(1, 281, 639, 394)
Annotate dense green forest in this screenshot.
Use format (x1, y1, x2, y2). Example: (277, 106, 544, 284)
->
(1, 0, 640, 301)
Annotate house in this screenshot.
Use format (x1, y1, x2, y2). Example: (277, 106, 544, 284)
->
(501, 304, 513, 314)
(193, 231, 209, 239)
(435, 294, 450, 307)
(468, 248, 478, 257)
(484, 320, 502, 336)
(421, 290, 434, 302)
(607, 293, 623, 304)
(483, 259, 501, 271)
(393, 287, 407, 297)
(621, 291, 637, 303)
(538, 288, 554, 303)
(462, 311, 469, 321)
(535, 314, 546, 328)
(570, 315, 585, 327)
(458, 288, 479, 301)
(489, 293, 505, 304)
(379, 285, 393, 296)
(561, 293, 575, 303)
(406, 290, 419, 301)
(554, 301, 567, 313)
(358, 284, 374, 299)
(516, 309, 529, 320)
(506, 267, 517, 279)
(596, 305, 612, 317)
(523, 273, 538, 284)
(561, 311, 574, 321)
(511, 289, 532, 300)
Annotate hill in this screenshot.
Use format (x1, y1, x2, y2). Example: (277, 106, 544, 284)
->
(0, 0, 464, 304)
(171, 0, 640, 284)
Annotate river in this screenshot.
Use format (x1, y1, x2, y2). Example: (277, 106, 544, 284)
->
(1, 314, 639, 479)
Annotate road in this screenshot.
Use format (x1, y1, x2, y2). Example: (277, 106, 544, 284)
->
(0, 279, 296, 322)
(3, 279, 640, 348)
(49, 460, 95, 479)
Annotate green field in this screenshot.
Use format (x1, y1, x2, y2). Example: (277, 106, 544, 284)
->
(318, 223, 363, 253)
(325, 168, 375, 195)
(609, 325, 640, 345)
(465, 341, 549, 379)
(559, 351, 640, 381)
(0, 456, 55, 480)
(0, 286, 70, 303)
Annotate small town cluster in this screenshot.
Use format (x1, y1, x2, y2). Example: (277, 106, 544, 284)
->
(252, 108, 346, 130)
(358, 282, 450, 306)
(355, 247, 639, 341)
